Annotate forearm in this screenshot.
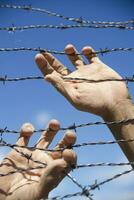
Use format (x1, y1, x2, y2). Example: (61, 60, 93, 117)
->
(103, 99, 134, 168)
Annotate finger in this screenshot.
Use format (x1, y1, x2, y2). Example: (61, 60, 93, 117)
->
(82, 46, 101, 63)
(65, 44, 85, 69)
(42, 52, 70, 76)
(45, 71, 68, 96)
(35, 53, 54, 76)
(16, 123, 34, 146)
(39, 159, 68, 194)
(62, 149, 77, 168)
(35, 55, 68, 97)
(55, 130, 76, 149)
(51, 130, 76, 160)
(36, 119, 60, 149)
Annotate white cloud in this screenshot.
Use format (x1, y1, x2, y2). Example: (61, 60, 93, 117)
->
(34, 111, 52, 127)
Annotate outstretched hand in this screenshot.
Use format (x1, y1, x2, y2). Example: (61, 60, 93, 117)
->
(0, 120, 76, 200)
(35, 44, 129, 118)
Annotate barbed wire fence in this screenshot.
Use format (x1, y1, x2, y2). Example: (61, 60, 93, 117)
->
(0, 3, 134, 200)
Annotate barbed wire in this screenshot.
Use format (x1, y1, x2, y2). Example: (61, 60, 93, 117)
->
(2, 135, 134, 153)
(88, 168, 134, 191)
(0, 118, 134, 134)
(73, 138, 134, 148)
(77, 162, 134, 168)
(0, 76, 44, 83)
(0, 137, 97, 200)
(0, 135, 88, 197)
(0, 4, 134, 26)
(0, 153, 133, 200)
(1, 132, 134, 170)
(49, 190, 93, 200)
(0, 118, 133, 134)
(1, 130, 134, 169)
(1, 136, 134, 199)
(0, 4, 134, 199)
(0, 75, 134, 84)
(63, 76, 134, 83)
(0, 47, 134, 56)
(0, 123, 134, 199)
(0, 136, 89, 198)
(49, 168, 134, 199)
(0, 138, 48, 167)
(66, 174, 93, 200)
(0, 24, 134, 32)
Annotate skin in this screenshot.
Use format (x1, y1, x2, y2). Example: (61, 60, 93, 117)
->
(35, 44, 129, 117)
(35, 44, 134, 166)
(0, 120, 77, 200)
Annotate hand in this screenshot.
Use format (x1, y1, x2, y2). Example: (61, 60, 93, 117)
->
(35, 44, 130, 118)
(0, 120, 77, 200)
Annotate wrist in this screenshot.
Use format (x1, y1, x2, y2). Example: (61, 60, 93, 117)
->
(101, 98, 134, 166)
(102, 98, 134, 122)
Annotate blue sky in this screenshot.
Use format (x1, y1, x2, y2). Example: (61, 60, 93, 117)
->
(0, 0, 134, 199)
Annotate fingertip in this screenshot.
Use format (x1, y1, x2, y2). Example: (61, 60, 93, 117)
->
(20, 123, 35, 137)
(35, 53, 47, 66)
(48, 119, 60, 131)
(35, 53, 43, 61)
(82, 46, 94, 54)
(64, 130, 76, 145)
(62, 149, 77, 165)
(65, 44, 75, 54)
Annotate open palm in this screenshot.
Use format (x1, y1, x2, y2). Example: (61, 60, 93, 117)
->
(35, 44, 129, 118)
(0, 120, 76, 200)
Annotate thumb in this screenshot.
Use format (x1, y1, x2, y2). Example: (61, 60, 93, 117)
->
(45, 71, 67, 95)
(39, 159, 68, 196)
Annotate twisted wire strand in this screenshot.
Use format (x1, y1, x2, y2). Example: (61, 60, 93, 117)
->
(0, 118, 134, 134)
(67, 173, 85, 190)
(76, 162, 134, 168)
(0, 76, 44, 82)
(1, 138, 134, 170)
(1, 139, 47, 167)
(49, 191, 85, 200)
(0, 24, 133, 31)
(73, 138, 134, 148)
(0, 75, 134, 83)
(1, 136, 134, 152)
(50, 169, 134, 199)
(88, 168, 134, 191)
(67, 174, 93, 200)
(63, 76, 134, 83)
(0, 4, 134, 26)
(0, 47, 134, 55)
(1, 138, 134, 169)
